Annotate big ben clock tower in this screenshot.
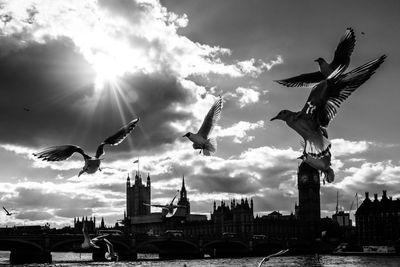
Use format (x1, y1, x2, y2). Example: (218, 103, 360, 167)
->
(297, 162, 321, 241)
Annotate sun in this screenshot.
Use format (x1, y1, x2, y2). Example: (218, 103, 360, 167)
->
(92, 53, 123, 91)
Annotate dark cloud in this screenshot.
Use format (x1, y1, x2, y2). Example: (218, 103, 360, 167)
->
(9, 187, 106, 210)
(16, 210, 53, 221)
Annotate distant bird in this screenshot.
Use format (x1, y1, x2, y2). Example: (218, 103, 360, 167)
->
(103, 238, 119, 261)
(258, 249, 289, 266)
(34, 118, 140, 177)
(2, 206, 13, 216)
(183, 96, 223, 156)
(23, 107, 31, 112)
(301, 55, 386, 128)
(143, 190, 185, 218)
(81, 223, 109, 250)
(361, 31, 365, 35)
(275, 28, 356, 87)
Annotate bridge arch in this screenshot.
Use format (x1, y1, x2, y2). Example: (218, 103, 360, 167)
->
(136, 239, 199, 252)
(203, 240, 250, 257)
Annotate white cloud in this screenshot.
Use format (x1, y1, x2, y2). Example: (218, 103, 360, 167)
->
(217, 120, 264, 143)
(235, 87, 261, 108)
(331, 138, 372, 157)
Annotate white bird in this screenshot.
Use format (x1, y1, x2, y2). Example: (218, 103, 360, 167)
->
(103, 238, 119, 261)
(183, 96, 223, 156)
(143, 190, 185, 218)
(34, 118, 140, 177)
(81, 223, 109, 250)
(258, 249, 289, 267)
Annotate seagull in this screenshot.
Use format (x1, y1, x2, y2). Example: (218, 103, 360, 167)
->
(81, 223, 109, 250)
(258, 249, 289, 267)
(275, 28, 356, 87)
(23, 107, 31, 112)
(2, 207, 14, 216)
(298, 143, 335, 184)
(301, 55, 386, 128)
(271, 55, 386, 155)
(183, 96, 223, 156)
(34, 118, 140, 177)
(143, 190, 185, 218)
(103, 238, 119, 261)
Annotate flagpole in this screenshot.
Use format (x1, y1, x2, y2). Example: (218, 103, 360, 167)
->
(138, 157, 139, 175)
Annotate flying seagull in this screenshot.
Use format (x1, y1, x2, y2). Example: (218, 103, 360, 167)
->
(183, 96, 223, 156)
(81, 223, 109, 250)
(2, 206, 14, 216)
(301, 55, 386, 128)
(34, 118, 140, 177)
(258, 249, 289, 267)
(271, 55, 386, 155)
(143, 190, 185, 218)
(299, 143, 335, 184)
(103, 238, 119, 261)
(275, 28, 356, 87)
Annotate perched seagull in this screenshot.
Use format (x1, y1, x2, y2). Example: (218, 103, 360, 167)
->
(183, 96, 223, 156)
(2, 206, 14, 216)
(301, 55, 386, 128)
(258, 249, 289, 267)
(143, 190, 185, 218)
(275, 28, 356, 87)
(103, 238, 119, 261)
(81, 223, 109, 250)
(34, 118, 140, 177)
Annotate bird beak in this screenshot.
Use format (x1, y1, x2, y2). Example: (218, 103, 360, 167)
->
(270, 116, 278, 121)
(182, 135, 186, 138)
(314, 59, 318, 62)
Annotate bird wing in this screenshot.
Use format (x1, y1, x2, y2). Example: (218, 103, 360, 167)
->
(150, 204, 167, 208)
(330, 28, 356, 69)
(166, 208, 178, 218)
(317, 55, 386, 127)
(275, 71, 325, 88)
(103, 238, 115, 255)
(2, 207, 9, 214)
(96, 118, 140, 158)
(34, 145, 90, 161)
(92, 234, 109, 243)
(197, 96, 223, 139)
(170, 191, 179, 205)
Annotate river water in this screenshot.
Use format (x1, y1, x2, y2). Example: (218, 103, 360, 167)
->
(1, 251, 400, 266)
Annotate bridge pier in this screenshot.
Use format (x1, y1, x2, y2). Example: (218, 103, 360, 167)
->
(10, 250, 52, 264)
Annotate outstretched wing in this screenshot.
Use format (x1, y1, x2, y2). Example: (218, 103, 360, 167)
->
(330, 28, 356, 69)
(96, 118, 140, 158)
(169, 191, 179, 205)
(103, 238, 115, 255)
(92, 234, 109, 243)
(2, 207, 9, 214)
(275, 71, 325, 88)
(34, 145, 89, 161)
(197, 96, 223, 139)
(316, 55, 386, 127)
(149, 204, 167, 208)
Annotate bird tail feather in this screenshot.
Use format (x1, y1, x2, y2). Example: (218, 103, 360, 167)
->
(204, 138, 217, 153)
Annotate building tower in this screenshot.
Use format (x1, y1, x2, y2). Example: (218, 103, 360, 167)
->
(297, 162, 321, 241)
(177, 175, 190, 215)
(126, 171, 151, 219)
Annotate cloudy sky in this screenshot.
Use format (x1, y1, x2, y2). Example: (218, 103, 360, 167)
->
(0, 0, 399, 228)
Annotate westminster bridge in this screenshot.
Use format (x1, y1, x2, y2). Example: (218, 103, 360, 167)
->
(0, 233, 287, 264)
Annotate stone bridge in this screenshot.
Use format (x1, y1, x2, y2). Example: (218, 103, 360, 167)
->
(0, 234, 285, 264)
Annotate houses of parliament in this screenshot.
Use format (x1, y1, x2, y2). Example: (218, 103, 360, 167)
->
(123, 163, 322, 241)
